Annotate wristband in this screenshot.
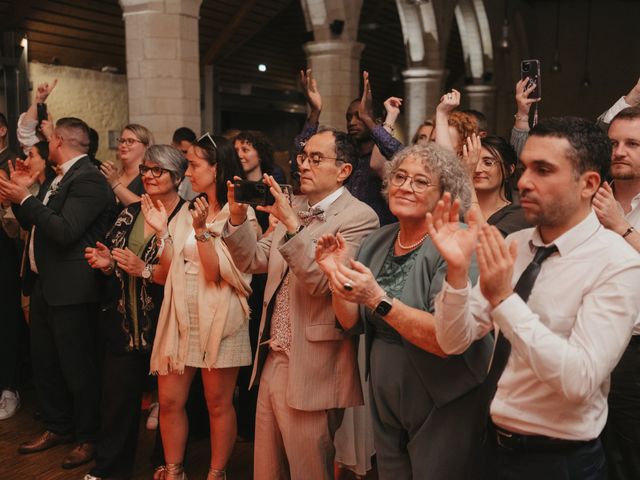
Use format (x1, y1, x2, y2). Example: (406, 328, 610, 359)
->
(514, 114, 528, 122)
(382, 122, 395, 133)
(112, 182, 122, 190)
(285, 225, 304, 241)
(195, 230, 215, 242)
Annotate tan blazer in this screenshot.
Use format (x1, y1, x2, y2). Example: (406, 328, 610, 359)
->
(224, 189, 379, 411)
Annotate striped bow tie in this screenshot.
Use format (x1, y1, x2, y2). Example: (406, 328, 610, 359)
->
(297, 206, 326, 225)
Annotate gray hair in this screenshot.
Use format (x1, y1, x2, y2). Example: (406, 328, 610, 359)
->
(143, 144, 187, 186)
(382, 143, 472, 214)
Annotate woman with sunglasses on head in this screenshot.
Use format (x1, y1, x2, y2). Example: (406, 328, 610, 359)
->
(463, 134, 530, 237)
(83, 145, 187, 480)
(145, 134, 257, 480)
(315, 143, 493, 480)
(100, 123, 154, 207)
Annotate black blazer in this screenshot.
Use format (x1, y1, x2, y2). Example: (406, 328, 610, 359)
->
(13, 156, 114, 306)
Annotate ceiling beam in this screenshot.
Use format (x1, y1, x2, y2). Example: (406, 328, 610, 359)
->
(202, 0, 259, 65)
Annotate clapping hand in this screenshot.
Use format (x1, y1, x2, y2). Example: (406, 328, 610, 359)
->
(85, 241, 113, 270)
(141, 194, 168, 235)
(0, 160, 37, 204)
(593, 181, 628, 234)
(477, 225, 517, 307)
(315, 233, 349, 276)
(426, 193, 479, 286)
(99, 161, 120, 187)
(112, 247, 145, 277)
(190, 194, 209, 232)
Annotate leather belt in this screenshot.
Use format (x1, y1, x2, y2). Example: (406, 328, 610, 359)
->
(494, 425, 596, 454)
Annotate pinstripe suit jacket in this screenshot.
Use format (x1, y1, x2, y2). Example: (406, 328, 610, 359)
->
(224, 189, 379, 411)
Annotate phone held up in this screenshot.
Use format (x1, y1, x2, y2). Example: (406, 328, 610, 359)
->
(521, 59, 541, 100)
(36, 103, 48, 129)
(188, 192, 208, 210)
(233, 180, 293, 207)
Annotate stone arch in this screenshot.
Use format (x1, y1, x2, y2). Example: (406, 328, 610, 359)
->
(454, 0, 494, 82)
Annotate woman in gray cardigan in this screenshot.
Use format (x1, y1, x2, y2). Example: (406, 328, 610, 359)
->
(315, 143, 493, 480)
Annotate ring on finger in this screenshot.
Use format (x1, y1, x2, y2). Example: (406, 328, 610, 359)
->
(343, 282, 353, 291)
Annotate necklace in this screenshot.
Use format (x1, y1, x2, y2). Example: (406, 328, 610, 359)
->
(396, 230, 429, 250)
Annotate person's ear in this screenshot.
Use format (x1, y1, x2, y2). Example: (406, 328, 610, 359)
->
(581, 171, 601, 199)
(337, 162, 353, 183)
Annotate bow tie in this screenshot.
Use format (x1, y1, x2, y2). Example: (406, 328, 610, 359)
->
(297, 206, 326, 225)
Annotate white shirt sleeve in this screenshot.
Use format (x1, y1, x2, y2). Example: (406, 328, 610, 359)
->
(600, 97, 632, 124)
(491, 259, 639, 403)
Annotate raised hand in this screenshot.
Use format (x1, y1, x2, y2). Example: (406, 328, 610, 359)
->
(8, 159, 39, 188)
(426, 193, 479, 282)
(315, 233, 349, 276)
(40, 118, 54, 142)
(226, 178, 249, 226)
(85, 241, 113, 270)
(112, 247, 146, 277)
(99, 161, 120, 187)
(593, 181, 628, 234)
(300, 68, 322, 113)
(477, 225, 517, 307)
(190, 194, 209, 231)
(358, 71, 375, 127)
(256, 174, 299, 233)
(35, 79, 58, 103)
(141, 193, 168, 234)
(383, 97, 403, 125)
(436, 89, 461, 115)
(461, 133, 482, 177)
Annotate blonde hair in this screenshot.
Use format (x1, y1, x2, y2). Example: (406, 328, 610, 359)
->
(122, 123, 154, 146)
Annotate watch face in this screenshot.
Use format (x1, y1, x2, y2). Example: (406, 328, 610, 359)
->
(142, 266, 151, 279)
(375, 298, 393, 316)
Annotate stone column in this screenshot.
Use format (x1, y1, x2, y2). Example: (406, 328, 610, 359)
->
(302, 40, 364, 130)
(463, 84, 497, 133)
(402, 67, 446, 139)
(119, 0, 202, 143)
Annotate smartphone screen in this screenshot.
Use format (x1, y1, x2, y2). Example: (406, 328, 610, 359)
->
(233, 180, 292, 206)
(521, 59, 541, 100)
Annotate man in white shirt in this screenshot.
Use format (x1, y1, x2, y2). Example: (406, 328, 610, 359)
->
(428, 116, 640, 480)
(593, 106, 640, 480)
(223, 128, 379, 480)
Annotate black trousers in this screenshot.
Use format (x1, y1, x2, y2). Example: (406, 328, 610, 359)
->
(487, 427, 607, 480)
(29, 279, 99, 442)
(602, 338, 640, 480)
(90, 350, 149, 479)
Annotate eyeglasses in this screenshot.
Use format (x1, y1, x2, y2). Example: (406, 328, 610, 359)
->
(197, 132, 217, 149)
(478, 157, 498, 169)
(139, 164, 170, 178)
(390, 171, 436, 193)
(118, 137, 143, 147)
(295, 152, 342, 169)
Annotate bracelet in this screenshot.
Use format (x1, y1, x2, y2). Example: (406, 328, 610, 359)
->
(157, 230, 171, 241)
(284, 224, 304, 241)
(514, 114, 528, 122)
(382, 122, 395, 133)
(195, 230, 215, 242)
(111, 182, 122, 190)
(622, 226, 636, 238)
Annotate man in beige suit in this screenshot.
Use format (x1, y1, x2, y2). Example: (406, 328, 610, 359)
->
(224, 128, 379, 480)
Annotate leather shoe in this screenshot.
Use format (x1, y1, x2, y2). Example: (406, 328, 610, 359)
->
(62, 442, 95, 469)
(18, 430, 74, 454)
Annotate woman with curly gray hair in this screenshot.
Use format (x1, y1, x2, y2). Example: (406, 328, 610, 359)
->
(315, 143, 492, 479)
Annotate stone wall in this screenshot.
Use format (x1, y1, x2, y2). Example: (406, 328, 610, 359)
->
(29, 62, 129, 163)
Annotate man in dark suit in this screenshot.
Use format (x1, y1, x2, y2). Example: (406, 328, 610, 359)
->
(0, 117, 113, 470)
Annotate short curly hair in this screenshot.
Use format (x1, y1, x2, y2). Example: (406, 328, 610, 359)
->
(382, 143, 472, 214)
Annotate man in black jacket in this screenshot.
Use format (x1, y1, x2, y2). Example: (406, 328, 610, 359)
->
(0, 117, 113, 470)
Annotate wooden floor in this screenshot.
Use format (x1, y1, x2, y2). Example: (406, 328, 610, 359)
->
(0, 386, 375, 480)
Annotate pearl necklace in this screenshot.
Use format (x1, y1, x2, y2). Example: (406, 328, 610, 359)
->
(396, 230, 429, 250)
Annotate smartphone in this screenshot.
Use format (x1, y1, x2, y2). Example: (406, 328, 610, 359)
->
(188, 192, 208, 210)
(520, 59, 541, 100)
(233, 180, 292, 206)
(36, 103, 48, 128)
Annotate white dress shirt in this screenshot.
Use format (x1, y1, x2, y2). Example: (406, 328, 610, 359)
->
(434, 212, 640, 440)
(28, 154, 85, 273)
(622, 192, 640, 334)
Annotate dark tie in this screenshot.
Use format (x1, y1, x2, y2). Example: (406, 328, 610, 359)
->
(486, 245, 558, 390)
(297, 206, 326, 226)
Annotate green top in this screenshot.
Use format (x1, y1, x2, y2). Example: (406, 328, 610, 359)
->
(127, 211, 154, 349)
(365, 243, 420, 344)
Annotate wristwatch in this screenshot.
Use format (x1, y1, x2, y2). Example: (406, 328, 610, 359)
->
(141, 263, 154, 280)
(195, 230, 214, 242)
(374, 294, 394, 317)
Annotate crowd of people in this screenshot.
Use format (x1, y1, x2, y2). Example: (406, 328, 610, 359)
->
(0, 68, 639, 480)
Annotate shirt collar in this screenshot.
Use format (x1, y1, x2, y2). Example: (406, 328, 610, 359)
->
(308, 186, 345, 211)
(57, 154, 85, 177)
(529, 210, 601, 257)
(629, 191, 640, 213)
